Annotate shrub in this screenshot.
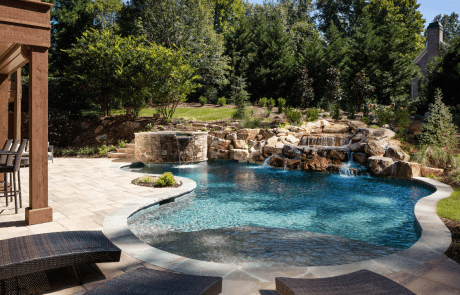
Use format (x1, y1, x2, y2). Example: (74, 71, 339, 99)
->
(297, 67, 315, 108)
(199, 96, 207, 106)
(156, 172, 175, 187)
(331, 102, 342, 121)
(267, 98, 276, 112)
(284, 107, 302, 124)
(217, 97, 226, 106)
(420, 88, 459, 149)
(242, 115, 262, 129)
(377, 106, 394, 126)
(98, 145, 116, 157)
(322, 114, 328, 117)
(146, 123, 153, 131)
(395, 108, 411, 128)
(414, 145, 459, 169)
(231, 76, 250, 120)
(118, 140, 127, 148)
(278, 97, 286, 113)
(259, 97, 268, 107)
(306, 107, 319, 122)
(350, 69, 375, 118)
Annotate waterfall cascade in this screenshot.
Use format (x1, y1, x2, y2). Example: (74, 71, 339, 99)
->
(339, 150, 367, 177)
(301, 135, 353, 147)
(174, 134, 195, 165)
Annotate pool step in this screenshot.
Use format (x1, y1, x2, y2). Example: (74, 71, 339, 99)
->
(116, 148, 135, 154)
(109, 143, 135, 159)
(125, 143, 135, 148)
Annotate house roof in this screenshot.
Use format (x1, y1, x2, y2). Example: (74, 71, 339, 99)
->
(413, 41, 448, 64)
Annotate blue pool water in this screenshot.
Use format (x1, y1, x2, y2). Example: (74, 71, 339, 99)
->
(126, 160, 435, 266)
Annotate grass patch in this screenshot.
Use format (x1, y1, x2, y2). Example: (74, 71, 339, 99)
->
(82, 107, 236, 121)
(437, 188, 460, 221)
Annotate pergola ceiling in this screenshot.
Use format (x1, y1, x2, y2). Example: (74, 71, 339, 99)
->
(0, 43, 28, 76)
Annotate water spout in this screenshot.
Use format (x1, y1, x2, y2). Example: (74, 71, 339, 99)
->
(339, 150, 367, 177)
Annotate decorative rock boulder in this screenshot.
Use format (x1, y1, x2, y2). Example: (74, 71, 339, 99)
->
(274, 128, 289, 134)
(302, 156, 331, 171)
(353, 153, 369, 166)
(284, 135, 300, 145)
(385, 145, 410, 162)
(208, 147, 230, 159)
(317, 148, 348, 161)
(264, 143, 285, 156)
(421, 167, 444, 177)
(364, 141, 385, 157)
(349, 142, 366, 153)
(351, 132, 365, 143)
(269, 155, 287, 167)
(233, 139, 247, 149)
(282, 144, 302, 159)
(392, 161, 421, 178)
(367, 156, 394, 176)
(372, 128, 395, 139)
(287, 159, 301, 169)
(260, 129, 276, 140)
(230, 149, 249, 161)
(210, 137, 231, 150)
(266, 136, 279, 145)
(323, 123, 350, 133)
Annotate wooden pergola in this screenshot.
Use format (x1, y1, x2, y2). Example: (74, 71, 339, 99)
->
(0, 0, 53, 225)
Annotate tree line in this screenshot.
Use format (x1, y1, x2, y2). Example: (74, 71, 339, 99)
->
(35, 0, 460, 119)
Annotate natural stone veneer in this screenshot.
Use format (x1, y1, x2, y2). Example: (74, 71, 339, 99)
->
(135, 131, 207, 163)
(105, 165, 453, 280)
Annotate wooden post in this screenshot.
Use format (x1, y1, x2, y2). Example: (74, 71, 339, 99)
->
(25, 46, 52, 225)
(14, 69, 21, 140)
(0, 74, 8, 183)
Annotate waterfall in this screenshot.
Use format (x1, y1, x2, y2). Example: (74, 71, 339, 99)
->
(175, 134, 195, 165)
(283, 159, 288, 172)
(262, 155, 275, 168)
(303, 135, 353, 147)
(175, 136, 182, 165)
(339, 150, 367, 177)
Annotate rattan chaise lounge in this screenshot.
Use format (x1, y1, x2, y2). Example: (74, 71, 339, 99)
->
(276, 269, 415, 295)
(85, 266, 223, 295)
(0, 231, 121, 292)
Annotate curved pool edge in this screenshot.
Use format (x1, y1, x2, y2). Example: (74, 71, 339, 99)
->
(104, 164, 453, 280)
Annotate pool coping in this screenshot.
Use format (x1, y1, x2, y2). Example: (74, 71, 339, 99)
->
(104, 163, 453, 280)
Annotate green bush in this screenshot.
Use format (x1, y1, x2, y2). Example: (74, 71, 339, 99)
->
(98, 145, 116, 157)
(199, 96, 207, 106)
(277, 97, 286, 113)
(395, 109, 411, 128)
(217, 97, 226, 106)
(259, 97, 268, 107)
(284, 107, 302, 125)
(267, 98, 276, 111)
(331, 102, 342, 121)
(242, 115, 262, 129)
(157, 172, 175, 187)
(377, 107, 394, 126)
(306, 107, 319, 122)
(414, 145, 459, 169)
(118, 140, 127, 148)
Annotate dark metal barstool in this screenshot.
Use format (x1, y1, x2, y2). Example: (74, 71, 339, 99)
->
(0, 139, 27, 214)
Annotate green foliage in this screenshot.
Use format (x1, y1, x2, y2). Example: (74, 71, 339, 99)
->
(277, 97, 286, 113)
(437, 188, 460, 221)
(267, 98, 276, 112)
(98, 145, 117, 157)
(377, 106, 394, 126)
(217, 97, 227, 106)
(118, 140, 127, 148)
(325, 66, 343, 102)
(199, 96, 208, 106)
(420, 89, 459, 149)
(306, 107, 319, 122)
(414, 145, 459, 169)
(297, 66, 314, 108)
(259, 97, 268, 107)
(350, 70, 375, 118)
(395, 109, 411, 128)
(156, 172, 176, 187)
(242, 114, 262, 129)
(145, 123, 153, 131)
(369, 125, 379, 129)
(231, 76, 250, 119)
(331, 102, 342, 120)
(284, 107, 302, 124)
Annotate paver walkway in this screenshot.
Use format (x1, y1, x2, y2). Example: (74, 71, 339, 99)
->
(0, 157, 460, 294)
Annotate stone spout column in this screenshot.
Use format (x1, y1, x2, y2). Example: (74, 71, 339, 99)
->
(24, 46, 52, 225)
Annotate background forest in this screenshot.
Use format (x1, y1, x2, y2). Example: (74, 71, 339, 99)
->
(23, 0, 460, 119)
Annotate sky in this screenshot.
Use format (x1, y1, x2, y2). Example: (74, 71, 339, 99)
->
(246, 0, 459, 28)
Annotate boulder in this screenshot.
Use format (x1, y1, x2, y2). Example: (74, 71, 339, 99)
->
(230, 149, 250, 161)
(269, 155, 287, 167)
(392, 161, 422, 178)
(284, 135, 300, 145)
(367, 156, 394, 176)
(351, 132, 365, 143)
(302, 156, 331, 171)
(385, 145, 410, 162)
(364, 141, 385, 157)
(212, 131, 228, 139)
(226, 133, 237, 141)
(323, 123, 350, 133)
(260, 129, 276, 140)
(253, 141, 265, 153)
(256, 134, 263, 141)
(388, 139, 401, 146)
(233, 139, 247, 149)
(372, 128, 395, 139)
(353, 153, 368, 166)
(349, 142, 366, 153)
(266, 136, 279, 145)
(210, 137, 231, 150)
(348, 120, 368, 131)
(237, 128, 260, 140)
(317, 148, 348, 161)
(208, 148, 230, 159)
(421, 167, 444, 177)
(247, 129, 260, 141)
(263, 142, 285, 155)
(287, 159, 301, 169)
(252, 153, 265, 162)
(326, 165, 341, 172)
(318, 120, 329, 127)
(274, 128, 289, 134)
(282, 144, 303, 159)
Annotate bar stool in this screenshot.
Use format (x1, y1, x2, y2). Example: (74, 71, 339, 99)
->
(0, 139, 27, 214)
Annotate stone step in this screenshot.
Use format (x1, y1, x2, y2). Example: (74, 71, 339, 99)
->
(126, 143, 135, 148)
(108, 152, 133, 159)
(117, 148, 135, 154)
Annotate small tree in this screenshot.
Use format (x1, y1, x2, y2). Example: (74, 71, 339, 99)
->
(231, 76, 250, 120)
(325, 65, 343, 120)
(420, 88, 459, 149)
(350, 69, 375, 118)
(297, 66, 314, 108)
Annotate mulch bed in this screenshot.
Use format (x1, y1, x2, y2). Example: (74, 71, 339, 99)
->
(131, 176, 182, 188)
(441, 218, 460, 264)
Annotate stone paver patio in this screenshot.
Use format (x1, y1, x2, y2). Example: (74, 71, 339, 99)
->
(1, 157, 460, 294)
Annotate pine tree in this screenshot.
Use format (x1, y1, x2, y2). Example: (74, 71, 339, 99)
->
(420, 89, 459, 149)
(231, 76, 250, 119)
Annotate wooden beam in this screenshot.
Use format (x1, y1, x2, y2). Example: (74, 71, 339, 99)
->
(0, 23, 50, 48)
(14, 68, 21, 140)
(25, 45, 52, 225)
(0, 74, 8, 183)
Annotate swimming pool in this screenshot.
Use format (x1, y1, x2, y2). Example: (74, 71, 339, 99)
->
(126, 160, 435, 267)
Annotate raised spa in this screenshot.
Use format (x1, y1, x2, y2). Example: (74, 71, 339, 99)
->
(135, 131, 207, 163)
(126, 160, 435, 267)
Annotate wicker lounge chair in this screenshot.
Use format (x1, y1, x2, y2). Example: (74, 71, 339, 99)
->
(85, 267, 223, 295)
(0, 231, 121, 289)
(276, 269, 415, 295)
